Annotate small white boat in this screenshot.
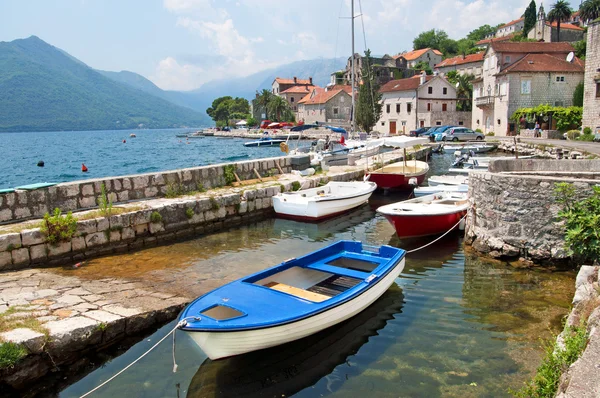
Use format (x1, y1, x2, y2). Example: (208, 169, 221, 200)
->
(272, 181, 377, 221)
(427, 175, 469, 186)
(377, 192, 470, 238)
(129, 133, 136, 138)
(442, 143, 497, 153)
(413, 184, 469, 197)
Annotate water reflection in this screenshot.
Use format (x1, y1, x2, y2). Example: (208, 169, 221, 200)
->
(187, 286, 404, 398)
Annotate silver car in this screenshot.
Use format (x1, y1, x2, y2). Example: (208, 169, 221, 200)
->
(440, 127, 485, 142)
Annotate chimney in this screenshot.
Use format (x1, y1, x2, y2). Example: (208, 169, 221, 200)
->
(419, 71, 426, 85)
(309, 77, 313, 85)
(293, 76, 297, 83)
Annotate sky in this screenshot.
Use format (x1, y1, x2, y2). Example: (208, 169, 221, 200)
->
(0, 0, 530, 91)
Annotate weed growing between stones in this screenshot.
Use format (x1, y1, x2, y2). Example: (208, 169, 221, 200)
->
(209, 197, 220, 210)
(0, 305, 48, 337)
(0, 342, 27, 369)
(291, 181, 301, 191)
(98, 183, 113, 217)
(150, 211, 162, 223)
(76, 205, 144, 221)
(223, 164, 236, 185)
(196, 182, 206, 193)
(165, 182, 185, 198)
(279, 184, 285, 193)
(185, 208, 194, 219)
(512, 323, 588, 397)
(39, 208, 77, 246)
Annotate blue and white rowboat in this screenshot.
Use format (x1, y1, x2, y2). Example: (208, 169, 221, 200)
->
(177, 240, 406, 359)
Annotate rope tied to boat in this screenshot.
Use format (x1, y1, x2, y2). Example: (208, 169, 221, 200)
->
(79, 316, 200, 397)
(405, 206, 472, 254)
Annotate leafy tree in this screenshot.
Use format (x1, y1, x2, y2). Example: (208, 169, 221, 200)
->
(355, 49, 382, 132)
(523, 0, 538, 36)
(573, 40, 586, 59)
(466, 24, 498, 41)
(446, 72, 474, 111)
(413, 61, 433, 75)
(573, 82, 584, 106)
(412, 29, 457, 55)
(206, 96, 232, 121)
(456, 38, 479, 56)
(207, 96, 251, 127)
(579, 0, 600, 23)
(255, 89, 273, 119)
(548, 0, 573, 42)
(267, 96, 294, 122)
(246, 116, 258, 127)
(229, 97, 250, 115)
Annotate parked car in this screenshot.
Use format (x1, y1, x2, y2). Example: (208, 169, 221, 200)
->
(435, 127, 485, 142)
(409, 127, 431, 137)
(430, 125, 456, 141)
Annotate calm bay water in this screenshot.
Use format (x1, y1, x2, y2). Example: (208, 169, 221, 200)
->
(52, 190, 574, 398)
(0, 129, 285, 189)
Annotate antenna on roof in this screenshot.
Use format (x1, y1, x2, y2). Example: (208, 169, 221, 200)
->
(566, 51, 574, 62)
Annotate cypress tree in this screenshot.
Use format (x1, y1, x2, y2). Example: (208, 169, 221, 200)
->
(355, 49, 382, 133)
(523, 0, 537, 37)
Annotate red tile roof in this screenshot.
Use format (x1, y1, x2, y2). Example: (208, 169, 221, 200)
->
(280, 85, 314, 94)
(498, 53, 585, 74)
(490, 41, 575, 54)
(499, 17, 524, 29)
(546, 21, 584, 31)
(476, 34, 516, 45)
(328, 84, 352, 94)
(394, 48, 442, 61)
(379, 75, 434, 93)
(435, 52, 485, 68)
(298, 88, 349, 105)
(274, 77, 313, 85)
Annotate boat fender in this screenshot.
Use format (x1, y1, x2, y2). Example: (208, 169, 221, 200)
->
(408, 177, 418, 186)
(81, 163, 88, 172)
(37, 160, 45, 167)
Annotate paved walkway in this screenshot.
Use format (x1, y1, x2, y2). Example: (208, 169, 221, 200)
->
(495, 136, 600, 156)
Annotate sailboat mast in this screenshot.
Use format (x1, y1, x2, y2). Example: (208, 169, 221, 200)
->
(350, 0, 355, 134)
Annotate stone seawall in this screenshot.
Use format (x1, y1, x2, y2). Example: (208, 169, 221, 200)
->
(466, 159, 600, 264)
(0, 155, 295, 224)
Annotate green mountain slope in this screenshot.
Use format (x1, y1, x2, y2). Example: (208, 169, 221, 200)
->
(0, 36, 208, 132)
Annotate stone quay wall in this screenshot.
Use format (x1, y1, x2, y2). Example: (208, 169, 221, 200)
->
(0, 155, 296, 224)
(0, 169, 366, 271)
(465, 159, 600, 263)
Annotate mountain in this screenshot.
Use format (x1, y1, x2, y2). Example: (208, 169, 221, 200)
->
(0, 36, 209, 132)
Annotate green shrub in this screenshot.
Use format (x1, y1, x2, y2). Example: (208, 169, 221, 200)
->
(486, 132, 495, 136)
(185, 208, 194, 219)
(196, 182, 206, 193)
(209, 196, 220, 210)
(554, 183, 600, 263)
(0, 342, 28, 369)
(98, 183, 113, 217)
(165, 182, 185, 198)
(223, 164, 236, 185)
(39, 208, 77, 245)
(150, 211, 162, 223)
(566, 130, 580, 140)
(475, 128, 483, 133)
(583, 127, 592, 135)
(579, 132, 595, 142)
(291, 181, 301, 191)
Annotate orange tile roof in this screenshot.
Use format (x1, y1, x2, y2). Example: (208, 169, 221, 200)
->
(280, 85, 314, 94)
(394, 48, 442, 61)
(498, 53, 585, 74)
(490, 41, 575, 54)
(328, 84, 352, 94)
(379, 75, 434, 93)
(298, 88, 348, 105)
(499, 17, 524, 29)
(546, 21, 584, 31)
(274, 77, 313, 85)
(435, 52, 485, 68)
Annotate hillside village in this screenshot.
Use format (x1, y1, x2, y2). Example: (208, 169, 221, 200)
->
(247, 4, 599, 138)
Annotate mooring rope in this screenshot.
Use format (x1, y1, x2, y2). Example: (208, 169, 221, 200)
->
(80, 316, 200, 397)
(405, 207, 471, 254)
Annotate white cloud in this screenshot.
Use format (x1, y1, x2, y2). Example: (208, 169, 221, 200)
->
(151, 57, 205, 91)
(163, 0, 210, 12)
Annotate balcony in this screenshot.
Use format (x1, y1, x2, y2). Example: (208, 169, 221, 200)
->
(475, 96, 494, 108)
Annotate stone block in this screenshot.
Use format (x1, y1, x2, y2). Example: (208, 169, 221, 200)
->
(121, 227, 135, 240)
(151, 174, 165, 185)
(0, 233, 21, 252)
(81, 184, 94, 196)
(71, 236, 86, 252)
(103, 304, 142, 317)
(238, 201, 248, 214)
(182, 170, 193, 181)
(109, 214, 126, 229)
(135, 223, 149, 235)
(29, 244, 47, 263)
(44, 316, 100, 354)
(0, 251, 11, 268)
(113, 179, 122, 191)
(149, 222, 164, 234)
(59, 184, 79, 198)
(117, 191, 129, 202)
(132, 176, 149, 190)
(11, 247, 30, 265)
(14, 191, 29, 206)
(144, 186, 159, 197)
(0, 328, 46, 354)
(79, 196, 97, 208)
(85, 232, 108, 247)
(13, 206, 31, 219)
(0, 208, 11, 222)
(21, 228, 43, 246)
(132, 211, 151, 225)
(96, 218, 109, 232)
(109, 230, 121, 242)
(47, 241, 71, 257)
(77, 219, 97, 235)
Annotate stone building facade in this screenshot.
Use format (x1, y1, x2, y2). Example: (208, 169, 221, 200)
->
(395, 48, 443, 70)
(336, 53, 414, 88)
(297, 87, 352, 125)
(472, 42, 584, 135)
(496, 18, 524, 37)
(434, 52, 484, 78)
(582, 21, 600, 132)
(271, 77, 314, 95)
(377, 73, 470, 134)
(527, 4, 585, 42)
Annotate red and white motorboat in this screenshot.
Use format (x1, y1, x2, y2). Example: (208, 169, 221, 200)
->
(376, 192, 470, 238)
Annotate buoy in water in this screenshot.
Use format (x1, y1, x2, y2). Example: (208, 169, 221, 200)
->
(81, 163, 88, 172)
(123, 139, 126, 143)
(37, 160, 45, 167)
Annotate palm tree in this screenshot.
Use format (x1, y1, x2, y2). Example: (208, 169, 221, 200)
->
(548, 0, 573, 42)
(579, 0, 600, 23)
(455, 74, 475, 112)
(255, 89, 273, 119)
(267, 96, 294, 122)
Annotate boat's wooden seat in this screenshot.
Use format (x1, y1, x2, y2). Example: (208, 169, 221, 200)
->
(264, 282, 330, 302)
(436, 199, 469, 206)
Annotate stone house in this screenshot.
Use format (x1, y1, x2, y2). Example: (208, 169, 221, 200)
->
(279, 85, 316, 118)
(496, 18, 525, 37)
(472, 42, 584, 136)
(271, 77, 314, 95)
(377, 73, 471, 135)
(338, 53, 413, 88)
(394, 48, 443, 70)
(297, 87, 352, 125)
(527, 5, 585, 42)
(434, 52, 485, 78)
(582, 21, 600, 132)
(475, 35, 514, 50)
